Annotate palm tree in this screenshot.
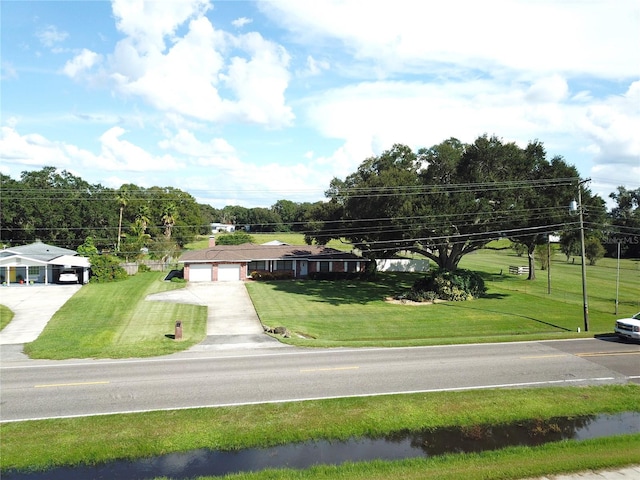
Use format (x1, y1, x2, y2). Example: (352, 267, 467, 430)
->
(162, 202, 178, 240)
(115, 186, 131, 251)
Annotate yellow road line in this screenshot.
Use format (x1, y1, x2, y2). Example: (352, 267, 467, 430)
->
(300, 366, 359, 373)
(520, 354, 570, 359)
(35, 381, 110, 388)
(576, 351, 640, 357)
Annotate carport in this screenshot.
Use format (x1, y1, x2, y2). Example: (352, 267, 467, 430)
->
(0, 242, 91, 285)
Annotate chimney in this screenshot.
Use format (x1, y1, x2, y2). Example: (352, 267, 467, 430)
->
(209, 235, 216, 247)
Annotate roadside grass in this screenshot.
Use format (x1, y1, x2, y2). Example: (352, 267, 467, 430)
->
(247, 248, 640, 347)
(1, 385, 638, 472)
(23, 272, 207, 359)
(0, 304, 13, 331)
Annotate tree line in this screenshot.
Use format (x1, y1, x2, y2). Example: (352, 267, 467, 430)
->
(1, 135, 638, 277)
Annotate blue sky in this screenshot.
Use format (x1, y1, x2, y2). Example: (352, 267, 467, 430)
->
(2, 0, 639, 209)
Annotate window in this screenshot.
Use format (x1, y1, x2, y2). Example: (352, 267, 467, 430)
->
(248, 261, 266, 271)
(28, 266, 40, 276)
(276, 260, 293, 270)
(319, 261, 330, 272)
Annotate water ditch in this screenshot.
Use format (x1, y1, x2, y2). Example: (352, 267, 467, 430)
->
(5, 412, 639, 480)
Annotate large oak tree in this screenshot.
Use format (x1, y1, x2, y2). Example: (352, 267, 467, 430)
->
(306, 136, 599, 273)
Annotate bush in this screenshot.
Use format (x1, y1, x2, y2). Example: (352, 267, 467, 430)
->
(407, 268, 486, 302)
(250, 270, 294, 281)
(89, 254, 128, 283)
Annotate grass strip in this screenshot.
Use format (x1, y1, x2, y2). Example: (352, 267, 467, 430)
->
(0, 304, 13, 331)
(1, 385, 638, 472)
(210, 435, 640, 480)
(23, 272, 207, 359)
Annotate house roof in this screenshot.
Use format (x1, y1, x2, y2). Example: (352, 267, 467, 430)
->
(179, 243, 367, 264)
(3, 241, 77, 262)
(0, 241, 89, 267)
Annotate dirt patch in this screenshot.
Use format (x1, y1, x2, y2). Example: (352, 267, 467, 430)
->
(384, 297, 445, 306)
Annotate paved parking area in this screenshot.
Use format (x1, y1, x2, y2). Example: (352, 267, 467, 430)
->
(0, 284, 82, 345)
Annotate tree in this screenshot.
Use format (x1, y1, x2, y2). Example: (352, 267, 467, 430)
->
(1, 167, 116, 249)
(161, 202, 178, 240)
(306, 136, 604, 273)
(501, 144, 582, 280)
(115, 185, 133, 252)
(606, 186, 640, 258)
(584, 236, 605, 265)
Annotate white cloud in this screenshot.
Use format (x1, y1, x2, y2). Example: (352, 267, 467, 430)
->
(232, 17, 252, 28)
(36, 25, 68, 48)
(98, 127, 182, 171)
(259, 0, 640, 80)
(0, 125, 71, 167)
(580, 81, 640, 168)
(0, 126, 182, 177)
(302, 76, 640, 197)
(221, 32, 293, 126)
(111, 0, 211, 53)
(104, 1, 293, 128)
(63, 49, 102, 78)
(298, 55, 330, 77)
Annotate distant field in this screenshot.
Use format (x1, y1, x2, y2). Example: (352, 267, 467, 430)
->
(186, 233, 352, 251)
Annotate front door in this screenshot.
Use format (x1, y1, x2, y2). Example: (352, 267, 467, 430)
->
(299, 260, 308, 277)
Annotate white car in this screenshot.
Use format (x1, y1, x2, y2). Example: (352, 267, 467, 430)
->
(58, 270, 79, 284)
(614, 313, 640, 341)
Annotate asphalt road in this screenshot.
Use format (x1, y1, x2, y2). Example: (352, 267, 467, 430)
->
(1, 338, 638, 422)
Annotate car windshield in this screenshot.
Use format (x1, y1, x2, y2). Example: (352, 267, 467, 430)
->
(633, 313, 640, 320)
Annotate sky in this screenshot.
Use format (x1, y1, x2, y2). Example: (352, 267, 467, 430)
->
(1, 0, 639, 210)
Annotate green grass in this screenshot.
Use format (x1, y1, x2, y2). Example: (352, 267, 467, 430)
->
(1, 385, 638, 472)
(186, 233, 352, 251)
(247, 248, 639, 347)
(0, 304, 13, 331)
(23, 272, 207, 359)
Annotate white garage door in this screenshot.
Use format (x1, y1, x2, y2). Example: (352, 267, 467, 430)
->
(218, 264, 241, 282)
(189, 264, 212, 282)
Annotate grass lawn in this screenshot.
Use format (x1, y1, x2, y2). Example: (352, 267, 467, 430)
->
(23, 272, 207, 359)
(1, 385, 638, 474)
(246, 243, 639, 347)
(0, 304, 13, 331)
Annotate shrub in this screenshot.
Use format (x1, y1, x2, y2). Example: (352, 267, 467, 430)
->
(250, 270, 294, 281)
(408, 268, 486, 302)
(89, 254, 128, 283)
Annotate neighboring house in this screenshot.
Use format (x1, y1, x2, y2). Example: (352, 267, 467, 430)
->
(179, 237, 368, 282)
(211, 223, 236, 233)
(0, 241, 90, 285)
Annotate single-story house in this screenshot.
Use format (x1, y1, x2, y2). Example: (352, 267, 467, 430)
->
(179, 237, 369, 282)
(0, 241, 90, 285)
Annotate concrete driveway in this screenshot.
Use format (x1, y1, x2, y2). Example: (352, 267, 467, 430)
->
(0, 281, 283, 356)
(0, 284, 82, 345)
(146, 282, 286, 351)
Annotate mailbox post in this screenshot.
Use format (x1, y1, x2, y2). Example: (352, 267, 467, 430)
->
(175, 320, 183, 340)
